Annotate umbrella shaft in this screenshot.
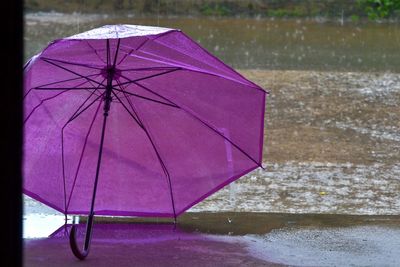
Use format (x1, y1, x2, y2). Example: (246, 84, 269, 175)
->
(88, 107, 108, 214)
(103, 84, 113, 115)
(84, 83, 113, 250)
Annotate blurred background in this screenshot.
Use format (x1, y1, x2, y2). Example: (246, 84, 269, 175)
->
(25, 0, 400, 71)
(23, 0, 400, 237)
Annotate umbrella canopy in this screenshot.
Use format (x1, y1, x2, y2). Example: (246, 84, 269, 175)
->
(23, 24, 267, 258)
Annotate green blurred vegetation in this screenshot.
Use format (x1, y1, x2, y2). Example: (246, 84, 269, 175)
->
(200, 3, 233, 16)
(24, 0, 400, 19)
(357, 0, 400, 19)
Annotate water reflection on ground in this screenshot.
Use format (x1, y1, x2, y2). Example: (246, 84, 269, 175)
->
(25, 220, 279, 266)
(24, 214, 400, 266)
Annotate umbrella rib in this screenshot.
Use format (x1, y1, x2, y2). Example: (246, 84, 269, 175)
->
(128, 52, 185, 71)
(129, 51, 261, 92)
(116, 68, 181, 87)
(112, 38, 121, 68)
(137, 30, 265, 91)
(115, 29, 175, 66)
(112, 87, 179, 108)
(136, 81, 263, 169)
(63, 97, 103, 214)
(117, 81, 140, 115)
(34, 87, 105, 90)
(23, 88, 34, 100)
(24, 57, 34, 70)
(135, 37, 150, 51)
(37, 74, 104, 91)
(130, 49, 266, 93)
(27, 73, 102, 95)
(25, 75, 104, 125)
(34, 75, 105, 98)
(116, 37, 149, 66)
(117, 47, 135, 66)
(24, 89, 70, 124)
(137, 117, 178, 222)
(41, 58, 105, 88)
(115, 89, 177, 221)
(117, 73, 182, 108)
(67, 78, 106, 123)
(179, 68, 267, 93)
(84, 75, 107, 97)
(25, 73, 103, 100)
(113, 87, 179, 219)
(118, 66, 178, 72)
(41, 57, 103, 70)
(68, 91, 105, 123)
(116, 80, 146, 126)
(136, 36, 229, 75)
(111, 90, 144, 129)
(106, 39, 110, 67)
(86, 40, 106, 64)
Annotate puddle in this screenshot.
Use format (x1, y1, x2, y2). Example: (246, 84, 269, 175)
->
(240, 226, 400, 266)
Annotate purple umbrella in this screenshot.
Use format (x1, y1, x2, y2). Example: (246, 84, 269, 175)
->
(23, 25, 267, 259)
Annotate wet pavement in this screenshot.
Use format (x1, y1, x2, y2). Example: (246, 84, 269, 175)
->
(24, 221, 280, 267)
(24, 213, 400, 266)
(246, 226, 400, 266)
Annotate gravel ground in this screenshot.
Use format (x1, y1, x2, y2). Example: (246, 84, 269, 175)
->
(191, 70, 400, 215)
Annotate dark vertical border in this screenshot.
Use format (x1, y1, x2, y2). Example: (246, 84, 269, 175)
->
(2, 0, 22, 266)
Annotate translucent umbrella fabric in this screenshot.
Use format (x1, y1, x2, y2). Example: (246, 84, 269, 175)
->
(23, 24, 267, 219)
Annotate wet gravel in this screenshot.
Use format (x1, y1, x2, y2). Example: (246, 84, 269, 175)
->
(191, 70, 400, 215)
(24, 70, 400, 215)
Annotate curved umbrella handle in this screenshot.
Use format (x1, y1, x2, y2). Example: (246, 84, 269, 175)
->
(69, 213, 95, 260)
